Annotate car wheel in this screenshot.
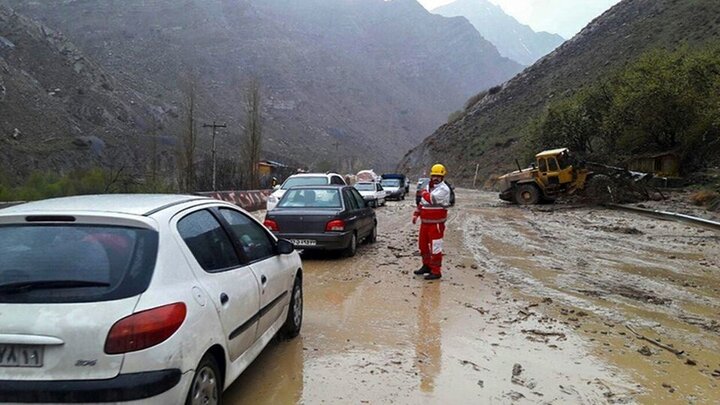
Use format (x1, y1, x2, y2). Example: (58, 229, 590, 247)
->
(366, 223, 377, 244)
(344, 232, 357, 257)
(186, 354, 222, 405)
(280, 276, 303, 338)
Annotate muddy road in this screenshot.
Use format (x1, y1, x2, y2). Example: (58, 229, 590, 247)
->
(226, 189, 720, 404)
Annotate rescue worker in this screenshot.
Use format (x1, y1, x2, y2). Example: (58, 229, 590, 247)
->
(412, 164, 451, 280)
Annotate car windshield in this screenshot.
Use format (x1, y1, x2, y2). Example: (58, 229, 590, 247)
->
(278, 189, 342, 208)
(381, 179, 400, 187)
(354, 183, 375, 191)
(0, 224, 158, 303)
(281, 176, 329, 189)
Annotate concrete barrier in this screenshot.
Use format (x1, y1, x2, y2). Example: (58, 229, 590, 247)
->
(198, 190, 272, 212)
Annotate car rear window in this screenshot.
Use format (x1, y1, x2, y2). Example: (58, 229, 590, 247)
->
(0, 225, 158, 303)
(281, 176, 328, 189)
(354, 183, 375, 191)
(278, 189, 341, 208)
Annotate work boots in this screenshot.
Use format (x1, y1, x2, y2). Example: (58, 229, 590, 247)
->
(414, 265, 431, 275)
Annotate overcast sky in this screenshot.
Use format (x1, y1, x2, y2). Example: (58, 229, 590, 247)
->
(417, 0, 621, 38)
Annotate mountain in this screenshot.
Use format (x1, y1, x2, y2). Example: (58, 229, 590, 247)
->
(0, 3, 173, 179)
(400, 0, 720, 182)
(433, 0, 565, 66)
(9, 0, 522, 173)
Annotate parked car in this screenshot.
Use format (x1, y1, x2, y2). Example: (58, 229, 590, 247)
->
(263, 185, 377, 257)
(0, 194, 303, 404)
(415, 179, 456, 206)
(379, 177, 405, 200)
(266, 173, 346, 211)
(354, 182, 386, 207)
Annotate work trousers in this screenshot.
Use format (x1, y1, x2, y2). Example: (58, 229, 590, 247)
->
(419, 222, 445, 276)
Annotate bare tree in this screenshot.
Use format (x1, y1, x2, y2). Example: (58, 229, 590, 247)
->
(177, 76, 198, 192)
(243, 79, 263, 190)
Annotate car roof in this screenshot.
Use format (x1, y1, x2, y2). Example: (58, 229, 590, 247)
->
(284, 185, 346, 189)
(0, 194, 210, 216)
(287, 173, 341, 178)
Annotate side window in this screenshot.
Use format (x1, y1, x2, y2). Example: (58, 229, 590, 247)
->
(219, 208, 275, 263)
(377, 184, 384, 191)
(538, 158, 548, 172)
(343, 190, 359, 210)
(548, 158, 560, 171)
(331, 176, 344, 185)
(178, 210, 240, 272)
(351, 189, 367, 209)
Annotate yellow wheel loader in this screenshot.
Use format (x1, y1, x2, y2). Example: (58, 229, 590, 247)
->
(497, 148, 650, 205)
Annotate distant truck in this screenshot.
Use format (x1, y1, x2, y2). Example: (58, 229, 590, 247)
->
(381, 173, 409, 194)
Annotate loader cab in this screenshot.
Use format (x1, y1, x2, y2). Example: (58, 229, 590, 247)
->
(535, 148, 574, 188)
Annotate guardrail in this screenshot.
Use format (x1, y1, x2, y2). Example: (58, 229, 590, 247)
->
(607, 204, 720, 232)
(198, 190, 272, 212)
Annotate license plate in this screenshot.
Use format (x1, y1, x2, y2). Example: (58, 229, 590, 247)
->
(289, 239, 316, 247)
(0, 345, 44, 368)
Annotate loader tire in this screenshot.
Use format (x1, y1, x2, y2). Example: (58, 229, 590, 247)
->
(514, 184, 540, 205)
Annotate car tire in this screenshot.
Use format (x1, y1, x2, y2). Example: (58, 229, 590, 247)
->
(186, 354, 222, 405)
(344, 232, 357, 257)
(366, 223, 377, 244)
(280, 276, 303, 339)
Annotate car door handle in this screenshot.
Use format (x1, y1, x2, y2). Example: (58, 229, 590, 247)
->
(220, 293, 229, 305)
(261, 275, 267, 286)
(348, 216, 357, 221)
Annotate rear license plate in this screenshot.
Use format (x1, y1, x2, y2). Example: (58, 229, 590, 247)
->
(289, 239, 316, 247)
(0, 345, 44, 367)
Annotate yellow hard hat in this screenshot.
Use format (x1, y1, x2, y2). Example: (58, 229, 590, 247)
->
(430, 164, 447, 177)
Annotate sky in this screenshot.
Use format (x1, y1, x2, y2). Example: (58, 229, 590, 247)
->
(417, 0, 621, 38)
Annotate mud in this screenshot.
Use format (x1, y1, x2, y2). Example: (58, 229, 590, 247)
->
(224, 189, 720, 404)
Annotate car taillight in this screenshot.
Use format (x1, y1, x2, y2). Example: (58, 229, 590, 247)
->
(264, 219, 279, 231)
(104, 303, 186, 354)
(325, 219, 345, 232)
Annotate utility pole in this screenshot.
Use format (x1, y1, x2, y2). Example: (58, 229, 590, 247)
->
(333, 141, 340, 173)
(203, 121, 227, 191)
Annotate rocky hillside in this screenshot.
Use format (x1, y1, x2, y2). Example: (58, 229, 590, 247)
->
(400, 0, 720, 182)
(433, 0, 564, 66)
(0, 3, 172, 179)
(11, 0, 522, 172)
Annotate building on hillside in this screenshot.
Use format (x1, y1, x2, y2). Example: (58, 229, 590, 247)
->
(627, 151, 680, 177)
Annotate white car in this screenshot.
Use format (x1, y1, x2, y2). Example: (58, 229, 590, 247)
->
(0, 194, 303, 404)
(354, 182, 386, 207)
(266, 173, 346, 211)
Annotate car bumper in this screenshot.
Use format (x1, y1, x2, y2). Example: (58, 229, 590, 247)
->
(276, 231, 353, 250)
(385, 191, 403, 199)
(0, 369, 186, 404)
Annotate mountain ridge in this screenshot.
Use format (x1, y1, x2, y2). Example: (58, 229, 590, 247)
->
(399, 0, 720, 182)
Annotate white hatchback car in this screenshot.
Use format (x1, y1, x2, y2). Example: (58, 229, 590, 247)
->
(266, 173, 346, 211)
(0, 195, 303, 404)
(354, 182, 386, 207)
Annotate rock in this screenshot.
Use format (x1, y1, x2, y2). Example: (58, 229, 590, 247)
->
(512, 363, 523, 377)
(477, 379, 484, 388)
(685, 359, 696, 366)
(12, 128, 20, 139)
(637, 346, 652, 356)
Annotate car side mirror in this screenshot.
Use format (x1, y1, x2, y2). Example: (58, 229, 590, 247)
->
(273, 185, 281, 191)
(277, 238, 294, 255)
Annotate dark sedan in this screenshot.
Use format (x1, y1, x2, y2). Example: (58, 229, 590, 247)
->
(263, 185, 377, 257)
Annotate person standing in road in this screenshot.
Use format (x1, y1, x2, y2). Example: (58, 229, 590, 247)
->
(412, 164, 451, 280)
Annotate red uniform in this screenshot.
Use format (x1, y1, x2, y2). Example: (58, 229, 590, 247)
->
(413, 181, 451, 276)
